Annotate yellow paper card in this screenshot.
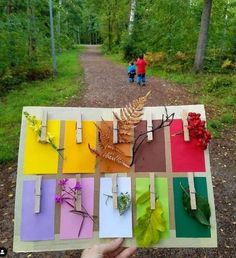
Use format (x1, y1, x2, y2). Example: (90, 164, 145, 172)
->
(24, 120, 60, 174)
(63, 121, 96, 173)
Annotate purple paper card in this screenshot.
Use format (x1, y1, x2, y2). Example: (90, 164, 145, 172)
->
(60, 178, 94, 239)
(20, 179, 56, 241)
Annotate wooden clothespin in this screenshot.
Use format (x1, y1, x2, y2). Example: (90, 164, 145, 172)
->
(75, 174, 82, 211)
(182, 110, 190, 142)
(149, 173, 156, 210)
(188, 172, 197, 210)
(147, 111, 153, 142)
(113, 113, 118, 144)
(40, 110, 47, 142)
(76, 112, 82, 143)
(112, 174, 118, 209)
(34, 175, 42, 213)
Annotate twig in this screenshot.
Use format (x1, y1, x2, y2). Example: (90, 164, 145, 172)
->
(104, 194, 113, 205)
(78, 214, 85, 237)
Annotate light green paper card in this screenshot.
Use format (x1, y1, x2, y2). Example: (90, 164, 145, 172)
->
(136, 178, 170, 238)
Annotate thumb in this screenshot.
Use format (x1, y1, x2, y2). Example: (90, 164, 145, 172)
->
(97, 238, 124, 254)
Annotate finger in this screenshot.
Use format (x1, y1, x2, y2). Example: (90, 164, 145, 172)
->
(97, 238, 124, 254)
(116, 247, 137, 258)
(109, 246, 124, 257)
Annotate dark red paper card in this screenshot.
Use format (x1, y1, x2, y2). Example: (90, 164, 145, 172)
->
(134, 120, 166, 172)
(170, 119, 206, 172)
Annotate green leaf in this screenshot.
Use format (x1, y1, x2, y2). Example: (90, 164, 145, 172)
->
(151, 200, 166, 232)
(142, 224, 152, 247)
(181, 184, 211, 226)
(134, 200, 166, 247)
(117, 192, 131, 215)
(136, 191, 149, 204)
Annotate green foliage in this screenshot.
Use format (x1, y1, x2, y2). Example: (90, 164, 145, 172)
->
(208, 119, 223, 130)
(0, 0, 85, 93)
(145, 52, 166, 67)
(0, 48, 84, 164)
(89, 0, 236, 73)
(121, 35, 141, 61)
(165, 64, 183, 73)
(175, 51, 188, 63)
(207, 119, 223, 138)
(221, 59, 235, 70)
(180, 183, 211, 227)
(220, 113, 235, 124)
(134, 191, 166, 247)
(205, 77, 233, 93)
(0, 64, 53, 95)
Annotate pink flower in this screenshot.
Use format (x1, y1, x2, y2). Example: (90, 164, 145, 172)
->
(55, 194, 64, 204)
(58, 178, 69, 187)
(73, 181, 82, 191)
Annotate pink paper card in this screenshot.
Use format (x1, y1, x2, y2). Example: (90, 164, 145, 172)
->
(170, 119, 206, 172)
(21, 179, 56, 241)
(59, 178, 94, 239)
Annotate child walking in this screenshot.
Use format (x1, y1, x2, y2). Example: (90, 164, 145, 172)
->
(127, 62, 136, 83)
(136, 54, 147, 86)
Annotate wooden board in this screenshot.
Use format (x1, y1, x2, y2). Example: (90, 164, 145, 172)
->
(13, 105, 217, 252)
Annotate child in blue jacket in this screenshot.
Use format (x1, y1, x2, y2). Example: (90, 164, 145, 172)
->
(127, 62, 136, 83)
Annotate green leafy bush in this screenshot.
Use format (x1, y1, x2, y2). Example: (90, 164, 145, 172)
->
(175, 51, 187, 63)
(145, 52, 166, 67)
(207, 119, 223, 138)
(221, 59, 235, 70)
(205, 77, 233, 93)
(164, 64, 182, 72)
(0, 65, 53, 96)
(208, 119, 223, 129)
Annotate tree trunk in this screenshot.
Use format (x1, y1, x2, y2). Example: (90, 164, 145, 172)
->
(49, 0, 57, 75)
(128, 0, 136, 35)
(193, 0, 212, 72)
(108, 7, 112, 51)
(57, 0, 62, 52)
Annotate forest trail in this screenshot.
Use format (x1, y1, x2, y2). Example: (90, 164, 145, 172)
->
(67, 45, 192, 107)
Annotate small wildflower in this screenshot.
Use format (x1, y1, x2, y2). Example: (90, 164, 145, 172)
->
(46, 132, 55, 143)
(58, 178, 69, 187)
(55, 194, 64, 204)
(24, 112, 62, 157)
(73, 181, 82, 191)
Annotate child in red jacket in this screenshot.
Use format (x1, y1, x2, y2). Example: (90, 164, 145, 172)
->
(136, 54, 147, 86)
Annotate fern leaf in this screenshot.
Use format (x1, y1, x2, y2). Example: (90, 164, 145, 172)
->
(88, 144, 99, 157)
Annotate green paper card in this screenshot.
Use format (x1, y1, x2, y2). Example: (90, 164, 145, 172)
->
(136, 178, 170, 239)
(173, 177, 211, 238)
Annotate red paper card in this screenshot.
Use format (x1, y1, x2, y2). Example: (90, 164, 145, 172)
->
(170, 119, 206, 172)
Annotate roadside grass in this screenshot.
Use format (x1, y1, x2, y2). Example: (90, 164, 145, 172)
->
(0, 46, 85, 164)
(105, 53, 236, 138)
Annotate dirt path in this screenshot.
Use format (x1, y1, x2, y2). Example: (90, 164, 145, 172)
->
(67, 45, 192, 108)
(1, 45, 235, 258)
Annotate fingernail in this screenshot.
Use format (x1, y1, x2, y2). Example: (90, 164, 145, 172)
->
(115, 238, 123, 243)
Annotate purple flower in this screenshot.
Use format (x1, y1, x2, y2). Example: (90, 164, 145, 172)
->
(55, 194, 64, 204)
(73, 181, 82, 191)
(58, 178, 69, 187)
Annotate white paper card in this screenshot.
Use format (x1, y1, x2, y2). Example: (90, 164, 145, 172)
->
(99, 177, 133, 238)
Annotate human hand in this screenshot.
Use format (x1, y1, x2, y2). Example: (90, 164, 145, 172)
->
(81, 238, 136, 258)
